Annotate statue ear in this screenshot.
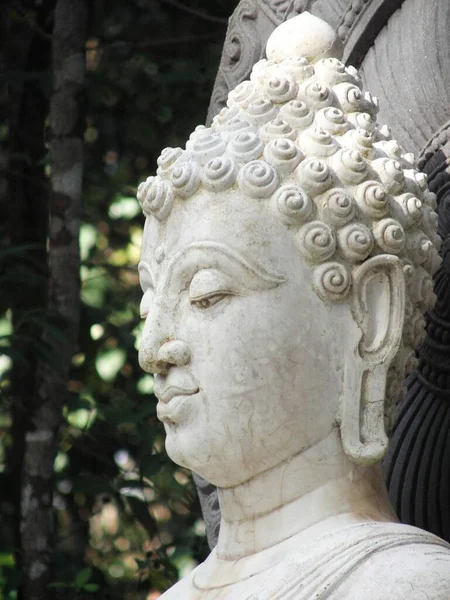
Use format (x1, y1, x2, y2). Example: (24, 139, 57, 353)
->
(340, 255, 405, 465)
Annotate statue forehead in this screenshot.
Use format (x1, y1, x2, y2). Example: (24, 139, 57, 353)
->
(140, 188, 295, 272)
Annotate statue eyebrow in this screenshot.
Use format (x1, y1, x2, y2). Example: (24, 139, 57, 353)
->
(161, 241, 287, 294)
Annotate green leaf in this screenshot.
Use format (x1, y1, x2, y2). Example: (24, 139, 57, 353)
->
(109, 196, 141, 220)
(48, 582, 70, 589)
(83, 583, 100, 592)
(138, 422, 155, 454)
(141, 453, 166, 479)
(0, 346, 28, 366)
(127, 496, 157, 537)
(101, 406, 140, 425)
(134, 558, 148, 571)
(75, 567, 92, 588)
(66, 392, 94, 412)
(72, 476, 112, 495)
(0, 553, 15, 567)
(117, 478, 151, 490)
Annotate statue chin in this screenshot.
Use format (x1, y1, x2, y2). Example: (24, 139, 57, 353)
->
(165, 432, 226, 488)
(137, 11, 450, 600)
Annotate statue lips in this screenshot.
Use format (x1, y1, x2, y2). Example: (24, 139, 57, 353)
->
(155, 384, 200, 424)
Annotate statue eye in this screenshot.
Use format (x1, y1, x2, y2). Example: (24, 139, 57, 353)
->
(189, 268, 234, 310)
(191, 292, 230, 310)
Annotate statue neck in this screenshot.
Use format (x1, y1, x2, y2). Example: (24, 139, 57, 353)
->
(216, 428, 396, 560)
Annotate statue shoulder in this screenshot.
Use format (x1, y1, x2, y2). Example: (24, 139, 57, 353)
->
(335, 535, 450, 600)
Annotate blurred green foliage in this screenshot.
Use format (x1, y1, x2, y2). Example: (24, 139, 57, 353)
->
(0, 0, 238, 597)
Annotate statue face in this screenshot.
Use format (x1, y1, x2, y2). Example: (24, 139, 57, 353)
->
(139, 190, 360, 487)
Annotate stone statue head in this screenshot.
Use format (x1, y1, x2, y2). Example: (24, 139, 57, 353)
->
(137, 13, 440, 489)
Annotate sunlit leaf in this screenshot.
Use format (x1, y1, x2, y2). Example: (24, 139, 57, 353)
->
(137, 374, 154, 394)
(0, 317, 12, 337)
(81, 267, 109, 308)
(0, 553, 15, 567)
(0, 355, 12, 378)
(109, 196, 141, 220)
(95, 348, 126, 381)
(54, 452, 68, 473)
(66, 407, 97, 430)
(80, 224, 98, 261)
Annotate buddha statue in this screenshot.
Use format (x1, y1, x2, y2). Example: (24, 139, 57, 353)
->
(136, 12, 450, 599)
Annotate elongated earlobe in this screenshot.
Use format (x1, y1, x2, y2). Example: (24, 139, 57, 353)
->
(340, 255, 405, 465)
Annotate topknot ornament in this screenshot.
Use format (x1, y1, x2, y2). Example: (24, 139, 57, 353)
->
(266, 12, 343, 63)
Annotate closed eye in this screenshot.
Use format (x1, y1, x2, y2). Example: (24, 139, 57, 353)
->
(188, 268, 236, 310)
(191, 291, 232, 310)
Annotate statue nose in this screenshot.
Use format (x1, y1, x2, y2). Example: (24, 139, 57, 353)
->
(158, 339, 191, 368)
(140, 338, 191, 374)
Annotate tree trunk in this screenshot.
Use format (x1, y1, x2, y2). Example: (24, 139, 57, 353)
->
(1, 0, 53, 576)
(20, 2, 87, 598)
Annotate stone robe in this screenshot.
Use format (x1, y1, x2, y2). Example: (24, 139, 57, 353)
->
(161, 521, 450, 599)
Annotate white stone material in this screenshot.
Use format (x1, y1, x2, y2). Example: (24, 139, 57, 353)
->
(266, 12, 344, 63)
(137, 11, 450, 599)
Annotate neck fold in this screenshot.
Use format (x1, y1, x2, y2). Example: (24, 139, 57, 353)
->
(216, 428, 396, 560)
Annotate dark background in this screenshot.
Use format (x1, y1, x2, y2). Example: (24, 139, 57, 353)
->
(0, 1, 238, 597)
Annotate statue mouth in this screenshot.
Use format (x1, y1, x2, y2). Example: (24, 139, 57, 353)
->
(155, 383, 200, 404)
(156, 392, 199, 424)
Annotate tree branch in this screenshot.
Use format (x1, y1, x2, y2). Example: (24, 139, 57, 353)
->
(12, 1, 52, 40)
